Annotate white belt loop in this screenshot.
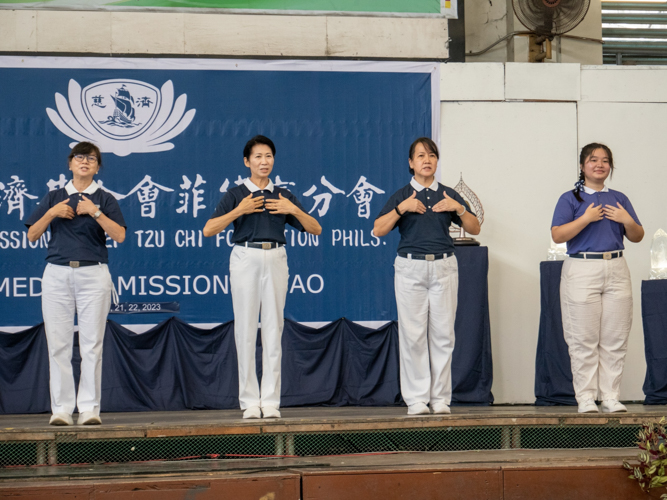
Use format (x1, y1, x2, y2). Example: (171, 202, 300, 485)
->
(407, 253, 413, 260)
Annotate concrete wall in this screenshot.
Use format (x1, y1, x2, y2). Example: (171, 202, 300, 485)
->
(0, 9, 449, 60)
(441, 62, 667, 403)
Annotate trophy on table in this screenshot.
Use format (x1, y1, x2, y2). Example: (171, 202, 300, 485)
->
(650, 228, 667, 279)
(547, 239, 567, 261)
(449, 173, 484, 246)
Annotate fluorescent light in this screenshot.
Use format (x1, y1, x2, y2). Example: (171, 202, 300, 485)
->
(603, 37, 667, 41)
(603, 23, 667, 28)
(602, 10, 666, 13)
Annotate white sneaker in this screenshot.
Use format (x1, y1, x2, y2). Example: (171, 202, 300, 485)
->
(577, 399, 599, 413)
(601, 399, 627, 413)
(262, 407, 281, 419)
(49, 413, 73, 426)
(77, 411, 102, 425)
(407, 402, 430, 415)
(431, 403, 451, 414)
(243, 406, 262, 419)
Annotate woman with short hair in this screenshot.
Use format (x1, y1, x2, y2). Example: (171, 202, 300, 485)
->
(374, 137, 480, 415)
(26, 141, 126, 426)
(204, 135, 321, 419)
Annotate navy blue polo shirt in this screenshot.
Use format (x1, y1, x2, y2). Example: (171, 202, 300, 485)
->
(25, 180, 126, 264)
(551, 186, 641, 254)
(210, 179, 305, 244)
(377, 178, 474, 255)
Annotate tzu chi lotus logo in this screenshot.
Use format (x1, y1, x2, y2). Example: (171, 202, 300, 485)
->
(46, 79, 196, 157)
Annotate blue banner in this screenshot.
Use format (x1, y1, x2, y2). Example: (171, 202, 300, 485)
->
(0, 58, 437, 326)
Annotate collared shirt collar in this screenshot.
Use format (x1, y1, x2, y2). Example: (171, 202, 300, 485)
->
(582, 184, 609, 194)
(244, 178, 274, 193)
(410, 177, 438, 192)
(65, 179, 99, 196)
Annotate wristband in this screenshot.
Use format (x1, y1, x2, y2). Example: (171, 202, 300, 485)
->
(395, 206, 403, 217)
(456, 205, 466, 217)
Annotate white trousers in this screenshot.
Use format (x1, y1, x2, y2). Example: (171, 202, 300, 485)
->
(230, 245, 288, 410)
(394, 255, 458, 407)
(560, 256, 633, 403)
(41, 263, 112, 416)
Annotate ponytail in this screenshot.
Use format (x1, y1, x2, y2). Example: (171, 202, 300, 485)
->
(573, 170, 585, 203)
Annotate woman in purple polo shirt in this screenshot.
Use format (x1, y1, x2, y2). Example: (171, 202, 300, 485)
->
(551, 143, 643, 414)
(26, 142, 126, 426)
(374, 137, 480, 416)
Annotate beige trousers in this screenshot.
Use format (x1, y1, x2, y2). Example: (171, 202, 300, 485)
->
(560, 256, 633, 403)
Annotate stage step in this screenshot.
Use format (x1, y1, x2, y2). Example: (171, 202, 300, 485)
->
(0, 449, 653, 500)
(0, 405, 662, 471)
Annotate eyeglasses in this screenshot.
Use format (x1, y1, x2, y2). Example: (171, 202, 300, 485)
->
(73, 154, 98, 163)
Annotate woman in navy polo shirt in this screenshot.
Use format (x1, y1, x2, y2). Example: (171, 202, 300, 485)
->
(203, 135, 321, 419)
(374, 137, 480, 415)
(551, 143, 643, 414)
(26, 142, 126, 426)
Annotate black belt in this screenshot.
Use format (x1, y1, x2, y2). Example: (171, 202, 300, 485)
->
(397, 252, 454, 261)
(238, 242, 284, 250)
(570, 251, 623, 260)
(54, 261, 100, 268)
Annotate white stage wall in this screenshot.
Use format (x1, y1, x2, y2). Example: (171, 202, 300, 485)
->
(441, 62, 667, 404)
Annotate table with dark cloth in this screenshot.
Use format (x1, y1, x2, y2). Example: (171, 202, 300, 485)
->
(534, 260, 576, 406)
(642, 279, 667, 405)
(0, 246, 493, 414)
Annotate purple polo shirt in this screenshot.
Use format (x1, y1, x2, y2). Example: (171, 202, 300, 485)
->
(551, 186, 641, 254)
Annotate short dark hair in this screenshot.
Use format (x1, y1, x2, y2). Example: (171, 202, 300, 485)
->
(408, 137, 439, 175)
(68, 141, 102, 169)
(573, 142, 614, 202)
(243, 135, 276, 159)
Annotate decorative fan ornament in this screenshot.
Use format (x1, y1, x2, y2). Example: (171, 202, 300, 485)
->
(449, 174, 484, 243)
(512, 0, 591, 36)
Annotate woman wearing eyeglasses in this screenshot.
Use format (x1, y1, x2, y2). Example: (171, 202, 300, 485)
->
(26, 142, 126, 426)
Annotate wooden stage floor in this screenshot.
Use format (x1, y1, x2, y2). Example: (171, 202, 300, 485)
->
(3, 403, 667, 434)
